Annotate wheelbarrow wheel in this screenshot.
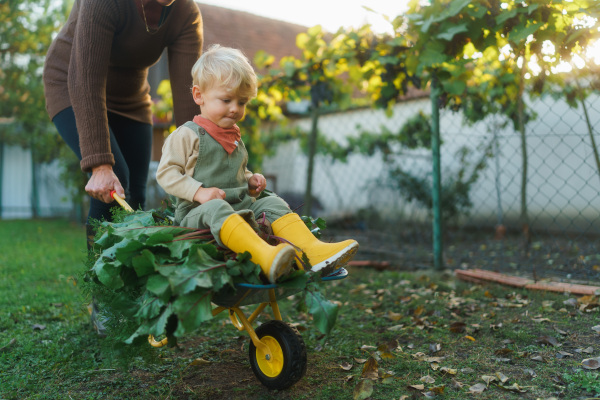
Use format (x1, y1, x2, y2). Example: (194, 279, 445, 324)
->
(249, 320, 307, 390)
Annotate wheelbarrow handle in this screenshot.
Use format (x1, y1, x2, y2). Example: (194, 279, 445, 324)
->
(110, 190, 134, 212)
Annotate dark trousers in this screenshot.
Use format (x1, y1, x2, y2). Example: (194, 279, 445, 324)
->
(52, 107, 153, 222)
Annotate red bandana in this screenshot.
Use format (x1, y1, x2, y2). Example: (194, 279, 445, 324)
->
(193, 115, 241, 154)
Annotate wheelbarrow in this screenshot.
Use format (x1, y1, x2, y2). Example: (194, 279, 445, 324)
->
(110, 191, 349, 390)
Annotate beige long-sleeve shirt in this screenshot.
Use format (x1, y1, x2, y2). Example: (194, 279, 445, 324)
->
(43, 0, 203, 172)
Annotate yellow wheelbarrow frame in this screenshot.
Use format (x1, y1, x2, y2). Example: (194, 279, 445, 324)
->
(109, 191, 348, 389)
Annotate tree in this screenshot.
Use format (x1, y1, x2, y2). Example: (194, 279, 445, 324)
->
(0, 0, 71, 160)
(0, 0, 74, 216)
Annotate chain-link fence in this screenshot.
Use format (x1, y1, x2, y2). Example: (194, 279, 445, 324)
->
(261, 89, 600, 283)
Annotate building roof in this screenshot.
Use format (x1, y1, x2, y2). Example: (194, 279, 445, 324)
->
(148, 2, 307, 95)
(198, 3, 306, 65)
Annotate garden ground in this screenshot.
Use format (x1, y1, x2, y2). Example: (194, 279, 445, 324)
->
(2, 219, 600, 399)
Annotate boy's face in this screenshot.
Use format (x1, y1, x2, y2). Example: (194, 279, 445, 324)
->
(192, 85, 248, 129)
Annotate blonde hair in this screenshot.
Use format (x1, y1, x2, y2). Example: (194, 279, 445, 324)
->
(191, 44, 257, 99)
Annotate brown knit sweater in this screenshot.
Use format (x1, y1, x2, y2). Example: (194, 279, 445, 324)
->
(43, 0, 203, 172)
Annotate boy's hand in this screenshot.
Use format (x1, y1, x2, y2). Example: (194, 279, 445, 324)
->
(193, 187, 226, 204)
(248, 173, 266, 196)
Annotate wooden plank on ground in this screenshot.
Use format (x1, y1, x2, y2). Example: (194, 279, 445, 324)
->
(455, 268, 600, 296)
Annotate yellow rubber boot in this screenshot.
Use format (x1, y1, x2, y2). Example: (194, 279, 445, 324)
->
(271, 213, 359, 274)
(220, 214, 295, 283)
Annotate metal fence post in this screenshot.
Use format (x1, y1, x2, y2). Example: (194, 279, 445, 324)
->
(430, 74, 443, 270)
(304, 106, 319, 217)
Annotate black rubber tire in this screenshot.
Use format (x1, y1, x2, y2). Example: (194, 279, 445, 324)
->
(248, 320, 307, 390)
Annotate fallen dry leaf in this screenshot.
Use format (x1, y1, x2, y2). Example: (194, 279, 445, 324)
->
(425, 356, 445, 363)
(440, 366, 457, 375)
(361, 357, 379, 380)
(481, 375, 497, 385)
(499, 382, 528, 393)
(556, 351, 573, 359)
(582, 357, 600, 370)
(554, 327, 568, 336)
(378, 340, 400, 354)
(563, 298, 578, 307)
(413, 305, 425, 316)
(451, 378, 464, 389)
(408, 384, 425, 391)
(429, 343, 441, 353)
(421, 375, 436, 384)
(578, 295, 596, 305)
(495, 348, 513, 356)
(449, 322, 466, 333)
(536, 335, 560, 347)
(430, 385, 445, 394)
(340, 362, 353, 371)
(531, 317, 551, 323)
(469, 383, 487, 393)
(379, 370, 395, 380)
(350, 284, 368, 294)
(495, 371, 509, 383)
(523, 368, 537, 378)
(576, 346, 595, 354)
(353, 379, 373, 400)
(386, 324, 405, 331)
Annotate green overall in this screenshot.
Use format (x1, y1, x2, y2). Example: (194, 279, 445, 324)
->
(174, 121, 291, 246)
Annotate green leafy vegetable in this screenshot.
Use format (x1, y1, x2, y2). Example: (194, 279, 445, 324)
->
(84, 208, 341, 348)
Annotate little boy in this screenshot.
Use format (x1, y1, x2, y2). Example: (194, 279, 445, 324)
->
(156, 44, 358, 283)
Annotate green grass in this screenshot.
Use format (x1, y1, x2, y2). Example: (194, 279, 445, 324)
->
(2, 219, 600, 399)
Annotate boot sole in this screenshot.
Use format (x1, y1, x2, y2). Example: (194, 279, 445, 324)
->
(311, 241, 359, 276)
(268, 246, 296, 283)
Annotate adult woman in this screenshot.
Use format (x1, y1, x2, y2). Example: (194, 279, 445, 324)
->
(43, 0, 203, 228)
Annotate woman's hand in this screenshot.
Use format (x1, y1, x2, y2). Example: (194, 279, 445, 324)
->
(193, 186, 226, 204)
(248, 173, 266, 196)
(85, 164, 125, 203)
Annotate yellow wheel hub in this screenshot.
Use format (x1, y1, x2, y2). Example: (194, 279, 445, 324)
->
(256, 335, 284, 377)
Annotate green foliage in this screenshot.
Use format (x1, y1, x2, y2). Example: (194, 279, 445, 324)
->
(84, 208, 340, 350)
(301, 215, 327, 239)
(0, 0, 71, 162)
(564, 371, 600, 396)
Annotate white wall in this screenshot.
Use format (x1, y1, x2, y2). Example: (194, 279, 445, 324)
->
(1, 145, 74, 219)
